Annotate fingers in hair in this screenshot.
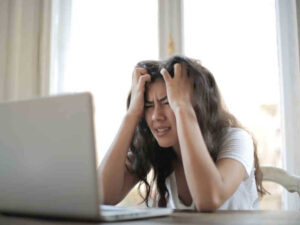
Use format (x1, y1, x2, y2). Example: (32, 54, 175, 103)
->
(133, 67, 147, 83)
(137, 74, 151, 89)
(174, 63, 182, 77)
(160, 68, 171, 83)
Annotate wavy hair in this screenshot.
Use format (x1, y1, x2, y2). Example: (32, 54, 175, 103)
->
(126, 55, 265, 207)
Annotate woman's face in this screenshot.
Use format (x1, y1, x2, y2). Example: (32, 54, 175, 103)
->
(144, 78, 179, 151)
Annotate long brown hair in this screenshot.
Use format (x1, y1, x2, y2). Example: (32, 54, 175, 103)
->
(126, 55, 266, 207)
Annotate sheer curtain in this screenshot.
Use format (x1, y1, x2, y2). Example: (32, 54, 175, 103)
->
(0, 0, 52, 101)
(275, 0, 300, 210)
(59, 0, 158, 163)
(50, 0, 72, 94)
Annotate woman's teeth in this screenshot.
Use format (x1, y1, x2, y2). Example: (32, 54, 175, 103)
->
(155, 127, 171, 136)
(157, 128, 169, 132)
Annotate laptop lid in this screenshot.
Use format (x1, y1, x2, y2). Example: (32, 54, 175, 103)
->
(0, 93, 100, 219)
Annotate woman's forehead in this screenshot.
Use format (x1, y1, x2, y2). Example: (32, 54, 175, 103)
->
(145, 78, 167, 99)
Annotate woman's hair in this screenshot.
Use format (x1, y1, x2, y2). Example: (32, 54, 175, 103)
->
(126, 55, 266, 207)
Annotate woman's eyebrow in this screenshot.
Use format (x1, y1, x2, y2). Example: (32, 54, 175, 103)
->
(145, 96, 168, 104)
(158, 96, 168, 102)
(145, 99, 153, 104)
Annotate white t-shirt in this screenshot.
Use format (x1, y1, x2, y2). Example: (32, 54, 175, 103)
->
(165, 128, 259, 210)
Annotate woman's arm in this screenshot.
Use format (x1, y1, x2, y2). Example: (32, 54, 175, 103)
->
(98, 113, 140, 205)
(98, 67, 151, 205)
(161, 64, 246, 211)
(174, 106, 246, 211)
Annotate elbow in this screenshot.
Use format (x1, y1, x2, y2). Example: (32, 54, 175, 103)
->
(101, 193, 121, 206)
(194, 193, 223, 212)
(102, 199, 118, 206)
(98, 181, 121, 206)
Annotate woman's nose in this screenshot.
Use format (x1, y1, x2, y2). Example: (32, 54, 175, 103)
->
(152, 105, 166, 121)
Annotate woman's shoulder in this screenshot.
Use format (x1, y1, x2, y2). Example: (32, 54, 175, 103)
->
(225, 127, 252, 138)
(218, 127, 255, 177)
(221, 127, 254, 151)
(222, 127, 254, 146)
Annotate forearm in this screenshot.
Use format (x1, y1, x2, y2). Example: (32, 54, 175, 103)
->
(174, 106, 223, 210)
(98, 113, 139, 204)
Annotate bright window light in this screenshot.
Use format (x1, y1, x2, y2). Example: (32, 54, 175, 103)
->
(184, 0, 281, 209)
(63, 0, 158, 162)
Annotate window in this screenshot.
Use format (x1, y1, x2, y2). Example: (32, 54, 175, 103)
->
(61, 0, 158, 163)
(184, 0, 281, 209)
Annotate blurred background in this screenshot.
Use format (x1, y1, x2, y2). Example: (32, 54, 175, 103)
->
(62, 0, 282, 209)
(1, 0, 298, 210)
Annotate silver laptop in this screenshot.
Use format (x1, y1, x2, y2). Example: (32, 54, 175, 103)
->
(0, 92, 172, 221)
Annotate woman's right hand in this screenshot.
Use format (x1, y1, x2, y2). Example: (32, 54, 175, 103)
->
(127, 66, 151, 119)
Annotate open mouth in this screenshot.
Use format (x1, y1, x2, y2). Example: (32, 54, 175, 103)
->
(154, 127, 171, 137)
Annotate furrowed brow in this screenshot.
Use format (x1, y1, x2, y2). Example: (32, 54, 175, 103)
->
(145, 99, 153, 104)
(145, 96, 167, 104)
(158, 96, 168, 102)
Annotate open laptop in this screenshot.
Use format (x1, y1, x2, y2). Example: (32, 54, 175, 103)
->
(0, 92, 172, 221)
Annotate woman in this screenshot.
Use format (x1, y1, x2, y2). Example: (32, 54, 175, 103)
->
(99, 55, 265, 210)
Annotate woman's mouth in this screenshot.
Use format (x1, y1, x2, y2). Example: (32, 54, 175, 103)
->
(154, 127, 171, 137)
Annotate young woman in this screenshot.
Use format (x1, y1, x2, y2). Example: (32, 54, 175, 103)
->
(99, 55, 265, 210)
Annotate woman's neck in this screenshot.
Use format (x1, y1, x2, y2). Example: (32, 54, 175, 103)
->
(173, 157, 184, 172)
(172, 143, 182, 161)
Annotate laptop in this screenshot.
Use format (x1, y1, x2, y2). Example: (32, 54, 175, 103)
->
(0, 92, 172, 221)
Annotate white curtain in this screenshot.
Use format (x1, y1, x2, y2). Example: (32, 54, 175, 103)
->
(50, 0, 72, 94)
(276, 0, 300, 210)
(0, 0, 52, 101)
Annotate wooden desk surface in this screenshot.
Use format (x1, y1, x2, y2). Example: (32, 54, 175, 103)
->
(0, 210, 299, 225)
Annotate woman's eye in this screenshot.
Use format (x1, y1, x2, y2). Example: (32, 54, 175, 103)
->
(163, 102, 169, 105)
(144, 105, 153, 109)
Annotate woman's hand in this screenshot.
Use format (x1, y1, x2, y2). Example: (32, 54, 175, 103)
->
(160, 63, 194, 112)
(127, 66, 151, 119)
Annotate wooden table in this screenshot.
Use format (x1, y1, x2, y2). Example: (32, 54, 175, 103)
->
(1, 210, 299, 225)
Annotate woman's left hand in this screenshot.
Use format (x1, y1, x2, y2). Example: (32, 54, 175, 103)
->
(160, 63, 194, 112)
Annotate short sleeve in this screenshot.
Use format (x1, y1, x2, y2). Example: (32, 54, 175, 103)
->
(217, 128, 254, 179)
